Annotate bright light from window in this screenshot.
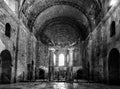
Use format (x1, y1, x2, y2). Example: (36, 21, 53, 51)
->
(58, 54, 65, 66)
(109, 0, 118, 6)
(53, 54, 56, 65)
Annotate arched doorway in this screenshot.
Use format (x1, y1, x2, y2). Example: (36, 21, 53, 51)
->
(75, 69, 83, 81)
(1, 50, 12, 84)
(108, 48, 120, 85)
(39, 68, 45, 80)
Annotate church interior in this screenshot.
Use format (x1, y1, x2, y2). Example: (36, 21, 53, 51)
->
(0, 0, 120, 89)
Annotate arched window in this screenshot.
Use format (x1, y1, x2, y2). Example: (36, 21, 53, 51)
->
(110, 21, 116, 37)
(5, 23, 11, 38)
(53, 54, 56, 66)
(58, 53, 65, 66)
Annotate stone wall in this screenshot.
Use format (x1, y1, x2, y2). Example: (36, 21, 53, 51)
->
(0, 1, 37, 83)
(86, 3, 120, 83)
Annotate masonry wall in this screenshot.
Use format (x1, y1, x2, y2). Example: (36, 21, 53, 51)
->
(86, 4, 120, 83)
(0, 1, 36, 83)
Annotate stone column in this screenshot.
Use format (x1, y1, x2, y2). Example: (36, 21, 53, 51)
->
(66, 52, 69, 81)
(56, 52, 59, 81)
(68, 48, 74, 81)
(56, 52, 59, 67)
(48, 48, 55, 81)
(69, 48, 74, 66)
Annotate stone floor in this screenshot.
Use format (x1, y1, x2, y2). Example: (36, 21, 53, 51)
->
(0, 82, 120, 89)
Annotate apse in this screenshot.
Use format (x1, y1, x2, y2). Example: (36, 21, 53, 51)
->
(20, 0, 102, 47)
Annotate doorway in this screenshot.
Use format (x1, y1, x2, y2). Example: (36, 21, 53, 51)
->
(108, 48, 120, 85)
(1, 50, 12, 84)
(39, 68, 45, 80)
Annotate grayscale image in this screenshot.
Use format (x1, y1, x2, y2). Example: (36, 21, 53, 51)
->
(0, 0, 120, 89)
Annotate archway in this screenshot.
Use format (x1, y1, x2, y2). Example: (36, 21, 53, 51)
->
(75, 69, 83, 80)
(39, 68, 45, 80)
(1, 50, 12, 84)
(108, 48, 120, 85)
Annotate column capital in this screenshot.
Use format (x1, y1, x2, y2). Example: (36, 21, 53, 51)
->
(68, 48, 74, 52)
(48, 47, 55, 52)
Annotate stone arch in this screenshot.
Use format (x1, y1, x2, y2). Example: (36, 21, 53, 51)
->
(0, 49, 12, 84)
(108, 48, 120, 85)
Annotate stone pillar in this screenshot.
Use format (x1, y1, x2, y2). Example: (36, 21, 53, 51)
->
(53, 51, 59, 67)
(48, 48, 55, 81)
(56, 52, 59, 81)
(64, 51, 67, 67)
(69, 48, 74, 66)
(66, 52, 69, 80)
(68, 48, 74, 81)
(35, 41, 40, 80)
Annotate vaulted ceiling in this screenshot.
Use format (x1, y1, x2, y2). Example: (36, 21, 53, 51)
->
(20, 0, 104, 47)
